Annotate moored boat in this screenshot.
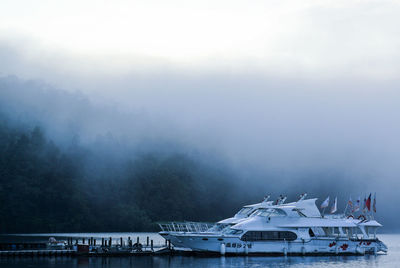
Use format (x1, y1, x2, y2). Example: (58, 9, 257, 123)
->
(159, 194, 387, 255)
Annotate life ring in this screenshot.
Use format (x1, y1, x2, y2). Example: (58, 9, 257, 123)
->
(347, 215, 354, 219)
(357, 215, 366, 221)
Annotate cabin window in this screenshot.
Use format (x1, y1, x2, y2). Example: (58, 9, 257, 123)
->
(308, 228, 315, 237)
(232, 243, 237, 248)
(237, 207, 253, 215)
(332, 227, 340, 235)
(226, 243, 231, 247)
(223, 228, 244, 235)
(296, 210, 307, 217)
(240, 231, 297, 241)
(253, 208, 287, 217)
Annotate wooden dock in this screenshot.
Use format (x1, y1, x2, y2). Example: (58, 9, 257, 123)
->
(0, 236, 175, 257)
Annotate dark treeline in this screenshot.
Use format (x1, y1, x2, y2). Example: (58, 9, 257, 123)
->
(0, 118, 250, 233)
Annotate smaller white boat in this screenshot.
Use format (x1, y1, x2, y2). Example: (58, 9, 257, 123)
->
(47, 237, 66, 249)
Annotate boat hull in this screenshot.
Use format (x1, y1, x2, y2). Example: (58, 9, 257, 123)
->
(169, 234, 386, 255)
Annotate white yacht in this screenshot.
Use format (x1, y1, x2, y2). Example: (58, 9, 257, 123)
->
(159, 195, 387, 255)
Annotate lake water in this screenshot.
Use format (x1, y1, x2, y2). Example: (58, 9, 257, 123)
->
(0, 233, 399, 267)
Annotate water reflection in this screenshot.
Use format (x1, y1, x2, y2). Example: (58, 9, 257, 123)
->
(0, 255, 387, 268)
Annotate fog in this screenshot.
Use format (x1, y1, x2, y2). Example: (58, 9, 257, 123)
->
(1, 69, 400, 229)
(1, 0, 400, 231)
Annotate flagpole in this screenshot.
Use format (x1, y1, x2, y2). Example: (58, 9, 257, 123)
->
(373, 192, 376, 220)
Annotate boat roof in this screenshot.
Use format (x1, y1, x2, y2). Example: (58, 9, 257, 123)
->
(278, 218, 358, 228)
(282, 198, 321, 217)
(219, 197, 383, 228)
(357, 220, 382, 227)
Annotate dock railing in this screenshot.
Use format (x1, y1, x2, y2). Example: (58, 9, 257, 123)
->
(158, 222, 215, 233)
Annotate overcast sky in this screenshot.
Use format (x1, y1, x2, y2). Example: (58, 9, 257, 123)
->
(1, 0, 400, 81)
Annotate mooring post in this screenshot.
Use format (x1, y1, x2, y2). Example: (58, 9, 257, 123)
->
(101, 238, 104, 247)
(151, 240, 153, 251)
(147, 236, 149, 246)
(137, 237, 139, 245)
(94, 239, 96, 246)
(83, 238, 85, 245)
(104, 240, 107, 247)
(109, 237, 112, 247)
(120, 237, 123, 246)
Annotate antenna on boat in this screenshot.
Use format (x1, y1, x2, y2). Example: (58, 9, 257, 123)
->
(298, 193, 307, 201)
(276, 195, 287, 205)
(262, 195, 270, 202)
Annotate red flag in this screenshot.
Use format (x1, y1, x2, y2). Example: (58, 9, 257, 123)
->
(366, 193, 371, 211)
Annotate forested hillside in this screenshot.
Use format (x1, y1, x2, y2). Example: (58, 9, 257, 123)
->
(0, 118, 249, 233)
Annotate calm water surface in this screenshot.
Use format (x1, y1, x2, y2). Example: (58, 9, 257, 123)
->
(0, 233, 398, 268)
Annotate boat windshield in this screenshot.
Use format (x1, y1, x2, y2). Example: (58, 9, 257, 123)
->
(236, 207, 253, 216)
(207, 223, 229, 232)
(252, 208, 286, 217)
(223, 227, 244, 235)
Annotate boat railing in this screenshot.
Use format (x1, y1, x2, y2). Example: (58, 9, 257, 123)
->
(323, 214, 346, 219)
(158, 222, 215, 233)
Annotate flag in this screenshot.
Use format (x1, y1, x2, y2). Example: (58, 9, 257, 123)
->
(353, 196, 360, 212)
(366, 193, 371, 211)
(348, 196, 353, 208)
(373, 193, 376, 213)
(363, 195, 367, 212)
(330, 197, 337, 214)
(321, 196, 329, 209)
